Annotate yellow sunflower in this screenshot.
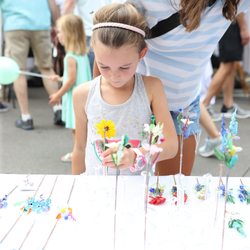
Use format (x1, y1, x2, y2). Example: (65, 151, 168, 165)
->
(95, 119, 117, 139)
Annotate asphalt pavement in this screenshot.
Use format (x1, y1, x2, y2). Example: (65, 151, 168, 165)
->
(0, 85, 250, 177)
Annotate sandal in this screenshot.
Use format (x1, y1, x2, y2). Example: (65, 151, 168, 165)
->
(61, 152, 73, 162)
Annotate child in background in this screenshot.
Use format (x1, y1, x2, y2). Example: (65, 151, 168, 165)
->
(49, 14, 92, 162)
(72, 3, 178, 175)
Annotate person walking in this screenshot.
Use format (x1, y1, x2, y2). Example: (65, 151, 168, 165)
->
(0, 0, 64, 130)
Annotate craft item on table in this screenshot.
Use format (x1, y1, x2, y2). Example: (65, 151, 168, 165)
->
(0, 175, 43, 245)
(219, 178, 236, 204)
(214, 164, 224, 227)
(0, 174, 30, 210)
(148, 175, 166, 205)
(228, 218, 246, 237)
(193, 178, 205, 200)
(213, 110, 242, 250)
(141, 115, 165, 250)
(106, 134, 129, 250)
(14, 175, 57, 215)
(55, 178, 76, 221)
(0, 57, 62, 85)
(237, 179, 250, 205)
(56, 205, 76, 221)
(176, 107, 194, 185)
(95, 119, 117, 176)
(43, 179, 76, 250)
(170, 175, 188, 205)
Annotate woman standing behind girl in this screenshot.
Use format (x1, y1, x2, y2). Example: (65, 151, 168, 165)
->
(72, 3, 178, 175)
(49, 14, 92, 162)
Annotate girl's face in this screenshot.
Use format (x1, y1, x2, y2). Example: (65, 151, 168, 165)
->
(57, 26, 65, 45)
(93, 41, 147, 89)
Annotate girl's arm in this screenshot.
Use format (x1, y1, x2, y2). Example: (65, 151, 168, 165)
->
(72, 81, 92, 175)
(102, 76, 178, 170)
(144, 76, 178, 161)
(49, 57, 77, 105)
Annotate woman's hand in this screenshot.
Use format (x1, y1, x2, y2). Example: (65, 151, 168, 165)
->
(102, 147, 136, 170)
(49, 74, 60, 82)
(49, 93, 60, 105)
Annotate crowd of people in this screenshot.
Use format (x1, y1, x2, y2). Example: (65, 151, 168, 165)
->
(1, 0, 250, 176)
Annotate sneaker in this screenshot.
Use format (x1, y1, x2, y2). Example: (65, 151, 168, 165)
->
(221, 103, 250, 119)
(54, 110, 65, 125)
(0, 102, 8, 113)
(206, 105, 222, 122)
(199, 136, 222, 157)
(15, 117, 34, 130)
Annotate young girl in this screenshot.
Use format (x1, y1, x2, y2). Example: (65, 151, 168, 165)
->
(49, 14, 92, 162)
(72, 3, 178, 175)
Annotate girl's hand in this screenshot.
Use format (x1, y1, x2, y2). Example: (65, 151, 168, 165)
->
(102, 147, 136, 170)
(49, 75, 60, 82)
(49, 93, 60, 105)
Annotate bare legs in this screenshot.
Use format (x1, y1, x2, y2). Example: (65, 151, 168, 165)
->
(13, 67, 59, 114)
(202, 62, 237, 108)
(155, 134, 196, 176)
(13, 71, 30, 114)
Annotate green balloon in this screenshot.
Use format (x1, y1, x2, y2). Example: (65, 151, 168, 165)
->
(0, 56, 20, 85)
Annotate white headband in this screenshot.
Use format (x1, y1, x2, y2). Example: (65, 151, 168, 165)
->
(92, 22, 145, 37)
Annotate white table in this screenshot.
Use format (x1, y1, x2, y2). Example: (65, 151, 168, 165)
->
(0, 174, 249, 250)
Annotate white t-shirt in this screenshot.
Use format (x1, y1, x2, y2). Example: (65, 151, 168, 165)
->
(112, 0, 250, 111)
(74, 0, 111, 37)
(55, 0, 65, 16)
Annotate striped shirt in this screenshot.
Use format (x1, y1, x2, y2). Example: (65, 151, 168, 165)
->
(112, 0, 250, 111)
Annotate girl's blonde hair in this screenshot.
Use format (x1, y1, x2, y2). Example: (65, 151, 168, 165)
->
(92, 3, 148, 53)
(57, 14, 88, 55)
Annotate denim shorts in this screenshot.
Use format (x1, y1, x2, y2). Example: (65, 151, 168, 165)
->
(170, 95, 201, 136)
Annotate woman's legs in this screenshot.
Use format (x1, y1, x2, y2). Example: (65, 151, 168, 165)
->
(155, 134, 196, 176)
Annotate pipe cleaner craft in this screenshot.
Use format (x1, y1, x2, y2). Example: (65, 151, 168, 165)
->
(148, 176, 166, 205)
(213, 110, 242, 250)
(56, 205, 75, 221)
(55, 178, 76, 221)
(238, 179, 250, 205)
(228, 218, 246, 237)
(14, 175, 57, 215)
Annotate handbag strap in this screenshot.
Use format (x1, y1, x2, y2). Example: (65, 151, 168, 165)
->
(147, 0, 216, 39)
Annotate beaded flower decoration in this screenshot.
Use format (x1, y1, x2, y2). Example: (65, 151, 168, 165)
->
(228, 219, 246, 237)
(220, 185, 235, 204)
(56, 205, 76, 221)
(193, 184, 205, 200)
(238, 185, 250, 205)
(14, 195, 52, 215)
(148, 183, 166, 205)
(214, 111, 240, 168)
(170, 185, 188, 205)
(0, 195, 8, 209)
